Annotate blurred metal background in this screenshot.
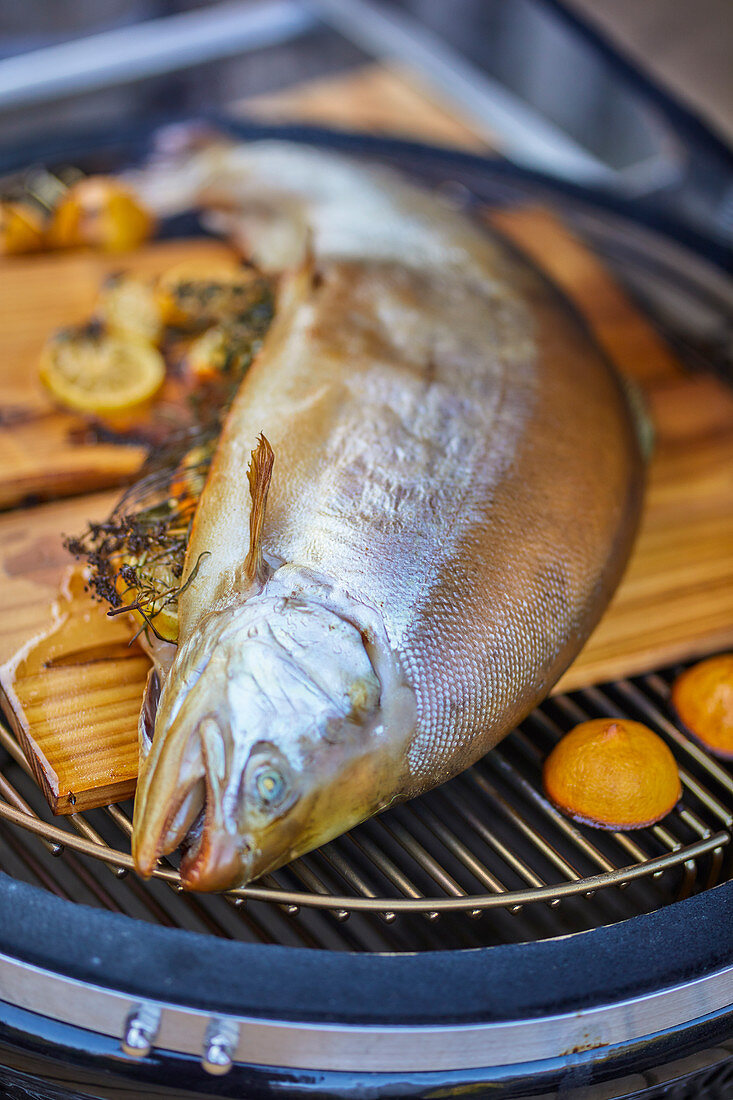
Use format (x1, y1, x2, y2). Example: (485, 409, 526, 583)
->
(0, 3, 729, 210)
(0, 1, 730, 375)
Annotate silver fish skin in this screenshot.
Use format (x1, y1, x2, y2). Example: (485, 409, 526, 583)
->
(132, 141, 644, 890)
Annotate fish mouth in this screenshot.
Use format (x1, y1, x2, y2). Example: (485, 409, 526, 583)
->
(134, 779, 254, 891)
(133, 705, 257, 890)
(132, 728, 206, 878)
(133, 756, 255, 891)
(179, 823, 253, 892)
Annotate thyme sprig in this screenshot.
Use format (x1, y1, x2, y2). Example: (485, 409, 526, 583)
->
(65, 277, 274, 640)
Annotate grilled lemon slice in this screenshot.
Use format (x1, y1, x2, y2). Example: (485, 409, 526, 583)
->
(96, 273, 163, 344)
(39, 324, 165, 414)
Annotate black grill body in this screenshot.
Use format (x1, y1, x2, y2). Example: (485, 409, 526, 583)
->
(1, 1016, 733, 1099)
(0, 877, 732, 1098)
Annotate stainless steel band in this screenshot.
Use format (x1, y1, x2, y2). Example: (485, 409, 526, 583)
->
(1, 951, 732, 1076)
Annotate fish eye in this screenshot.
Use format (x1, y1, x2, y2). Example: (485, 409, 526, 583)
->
(254, 766, 286, 806)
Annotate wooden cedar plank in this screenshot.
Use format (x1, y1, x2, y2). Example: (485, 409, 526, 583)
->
(0, 490, 145, 812)
(1, 211, 732, 813)
(0, 561, 145, 813)
(0, 237, 236, 509)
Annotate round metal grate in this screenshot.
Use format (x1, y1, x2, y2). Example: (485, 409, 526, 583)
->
(0, 122, 730, 952)
(1, 660, 731, 951)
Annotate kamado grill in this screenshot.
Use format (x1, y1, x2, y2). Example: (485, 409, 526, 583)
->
(1, 124, 732, 1099)
(2, 662, 733, 1098)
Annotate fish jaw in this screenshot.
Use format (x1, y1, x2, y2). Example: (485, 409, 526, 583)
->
(131, 583, 414, 891)
(131, 612, 224, 877)
(131, 693, 207, 877)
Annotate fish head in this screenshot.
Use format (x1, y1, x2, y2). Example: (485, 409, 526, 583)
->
(132, 592, 410, 891)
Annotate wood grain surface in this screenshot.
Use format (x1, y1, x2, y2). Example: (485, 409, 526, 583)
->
(0, 64, 731, 814)
(1, 565, 144, 813)
(0, 492, 143, 812)
(0, 237, 236, 510)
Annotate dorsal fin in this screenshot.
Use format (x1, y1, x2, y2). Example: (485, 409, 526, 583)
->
(243, 433, 274, 586)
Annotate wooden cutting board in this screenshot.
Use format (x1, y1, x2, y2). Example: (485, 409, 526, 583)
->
(0, 236, 236, 510)
(0, 206, 732, 813)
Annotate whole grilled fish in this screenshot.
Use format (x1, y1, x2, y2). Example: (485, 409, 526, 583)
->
(132, 141, 643, 890)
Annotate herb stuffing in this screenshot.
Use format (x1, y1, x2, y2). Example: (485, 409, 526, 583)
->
(64, 261, 275, 643)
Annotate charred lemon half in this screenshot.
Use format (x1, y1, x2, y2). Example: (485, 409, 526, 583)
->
(672, 654, 733, 758)
(39, 324, 165, 415)
(48, 176, 154, 253)
(0, 200, 45, 254)
(543, 718, 681, 830)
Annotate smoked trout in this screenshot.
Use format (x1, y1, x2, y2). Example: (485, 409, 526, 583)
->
(130, 141, 644, 890)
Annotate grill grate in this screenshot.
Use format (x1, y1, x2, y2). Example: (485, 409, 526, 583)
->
(0, 659, 731, 952)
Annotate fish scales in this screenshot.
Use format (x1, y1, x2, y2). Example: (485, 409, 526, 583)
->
(131, 142, 643, 890)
